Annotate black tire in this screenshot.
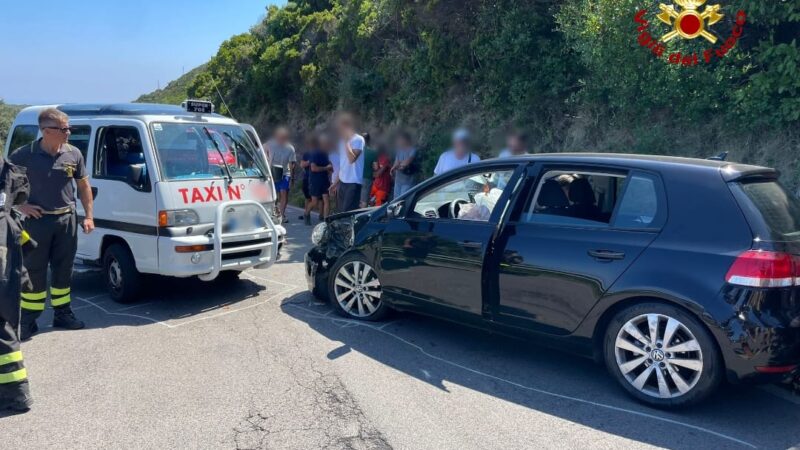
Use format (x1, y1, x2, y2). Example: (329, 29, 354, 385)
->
(215, 271, 242, 284)
(327, 253, 390, 321)
(603, 302, 723, 408)
(103, 243, 142, 304)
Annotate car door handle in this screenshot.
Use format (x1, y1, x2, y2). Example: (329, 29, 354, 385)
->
(91, 187, 98, 200)
(588, 250, 625, 261)
(458, 241, 483, 250)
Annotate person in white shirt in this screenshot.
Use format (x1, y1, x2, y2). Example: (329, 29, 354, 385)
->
(329, 113, 365, 212)
(498, 131, 530, 158)
(434, 128, 481, 176)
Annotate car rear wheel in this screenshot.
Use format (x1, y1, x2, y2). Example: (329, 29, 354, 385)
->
(328, 254, 389, 321)
(604, 303, 722, 408)
(103, 243, 142, 304)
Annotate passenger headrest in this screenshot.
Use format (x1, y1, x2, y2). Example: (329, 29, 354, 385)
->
(538, 179, 569, 208)
(569, 178, 596, 206)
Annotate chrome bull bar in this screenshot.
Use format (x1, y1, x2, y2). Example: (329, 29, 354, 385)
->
(198, 200, 279, 281)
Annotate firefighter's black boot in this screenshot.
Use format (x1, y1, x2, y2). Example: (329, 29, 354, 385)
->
(0, 380, 33, 412)
(19, 309, 39, 341)
(52, 307, 84, 330)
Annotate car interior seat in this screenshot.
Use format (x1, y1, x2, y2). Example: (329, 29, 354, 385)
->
(568, 177, 602, 221)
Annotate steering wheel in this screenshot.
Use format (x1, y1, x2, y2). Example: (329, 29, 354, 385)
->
(449, 199, 470, 219)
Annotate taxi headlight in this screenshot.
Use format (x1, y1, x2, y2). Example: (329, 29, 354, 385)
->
(159, 209, 199, 227)
(311, 222, 327, 246)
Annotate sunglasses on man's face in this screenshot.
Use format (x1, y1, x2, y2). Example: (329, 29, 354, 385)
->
(45, 126, 72, 134)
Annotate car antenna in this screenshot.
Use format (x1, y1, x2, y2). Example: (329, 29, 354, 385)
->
(707, 151, 729, 161)
(210, 75, 237, 121)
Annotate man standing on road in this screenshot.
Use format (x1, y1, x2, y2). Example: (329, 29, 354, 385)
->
(359, 133, 376, 209)
(0, 155, 34, 411)
(433, 128, 481, 177)
(9, 108, 95, 340)
(265, 127, 296, 223)
(331, 113, 365, 213)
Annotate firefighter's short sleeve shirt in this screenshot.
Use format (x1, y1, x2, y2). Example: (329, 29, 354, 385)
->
(9, 139, 87, 211)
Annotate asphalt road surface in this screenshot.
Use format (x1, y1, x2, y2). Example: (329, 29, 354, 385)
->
(2, 206, 799, 450)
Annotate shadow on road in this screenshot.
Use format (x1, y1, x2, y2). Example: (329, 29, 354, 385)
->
(281, 292, 800, 449)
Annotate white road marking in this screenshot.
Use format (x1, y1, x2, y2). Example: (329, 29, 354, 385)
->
(285, 302, 758, 449)
(74, 277, 298, 329)
(74, 295, 172, 328)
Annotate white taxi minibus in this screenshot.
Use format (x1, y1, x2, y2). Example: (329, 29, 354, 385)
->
(4, 101, 286, 302)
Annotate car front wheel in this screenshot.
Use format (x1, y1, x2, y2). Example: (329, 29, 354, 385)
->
(604, 303, 723, 408)
(328, 254, 389, 321)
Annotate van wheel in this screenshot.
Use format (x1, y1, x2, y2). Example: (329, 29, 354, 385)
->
(604, 302, 723, 408)
(103, 243, 141, 304)
(215, 271, 241, 284)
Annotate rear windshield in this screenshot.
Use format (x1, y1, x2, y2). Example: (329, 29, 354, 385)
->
(739, 181, 800, 241)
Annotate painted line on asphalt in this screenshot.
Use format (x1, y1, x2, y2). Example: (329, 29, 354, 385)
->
(75, 295, 172, 328)
(285, 302, 758, 449)
(74, 277, 298, 329)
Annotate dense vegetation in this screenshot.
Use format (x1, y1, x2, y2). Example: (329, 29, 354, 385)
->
(139, 0, 800, 189)
(0, 100, 24, 152)
(136, 64, 208, 105)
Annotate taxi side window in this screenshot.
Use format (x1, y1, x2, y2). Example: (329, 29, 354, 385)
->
(68, 125, 91, 160)
(94, 126, 150, 192)
(8, 125, 39, 154)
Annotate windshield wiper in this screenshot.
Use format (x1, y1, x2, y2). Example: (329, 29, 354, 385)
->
(223, 131, 267, 180)
(203, 127, 233, 184)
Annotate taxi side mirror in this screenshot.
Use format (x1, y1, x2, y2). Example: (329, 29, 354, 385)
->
(126, 164, 149, 191)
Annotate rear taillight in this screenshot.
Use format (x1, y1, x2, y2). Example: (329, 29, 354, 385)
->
(726, 250, 800, 288)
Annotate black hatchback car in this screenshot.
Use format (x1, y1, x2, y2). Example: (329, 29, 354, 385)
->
(305, 154, 800, 408)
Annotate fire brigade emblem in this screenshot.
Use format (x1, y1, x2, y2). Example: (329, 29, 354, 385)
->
(657, 0, 724, 43)
(63, 164, 75, 178)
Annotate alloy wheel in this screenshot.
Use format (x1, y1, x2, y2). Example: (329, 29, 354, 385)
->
(333, 261, 382, 318)
(614, 313, 704, 399)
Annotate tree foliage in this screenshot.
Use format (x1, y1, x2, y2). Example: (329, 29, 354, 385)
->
(141, 0, 799, 183)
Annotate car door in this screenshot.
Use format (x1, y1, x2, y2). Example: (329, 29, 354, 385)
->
(379, 164, 521, 316)
(491, 164, 667, 335)
(76, 119, 159, 270)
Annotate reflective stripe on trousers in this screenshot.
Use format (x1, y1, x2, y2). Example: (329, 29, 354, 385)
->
(0, 351, 27, 384)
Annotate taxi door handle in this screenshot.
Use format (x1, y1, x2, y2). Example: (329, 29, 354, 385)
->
(91, 187, 98, 200)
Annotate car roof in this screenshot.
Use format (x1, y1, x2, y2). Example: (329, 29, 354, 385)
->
(14, 103, 233, 124)
(495, 153, 777, 182)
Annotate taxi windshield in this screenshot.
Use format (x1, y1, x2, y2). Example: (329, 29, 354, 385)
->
(151, 122, 265, 180)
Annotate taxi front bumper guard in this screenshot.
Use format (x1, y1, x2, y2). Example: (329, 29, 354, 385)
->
(198, 200, 279, 281)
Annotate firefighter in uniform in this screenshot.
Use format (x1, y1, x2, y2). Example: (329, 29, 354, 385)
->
(0, 154, 34, 411)
(9, 108, 95, 340)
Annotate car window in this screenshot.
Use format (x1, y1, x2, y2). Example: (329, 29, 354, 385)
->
(411, 169, 514, 221)
(739, 181, 800, 241)
(522, 170, 626, 226)
(8, 125, 38, 153)
(94, 126, 149, 191)
(614, 173, 660, 228)
(68, 125, 91, 160)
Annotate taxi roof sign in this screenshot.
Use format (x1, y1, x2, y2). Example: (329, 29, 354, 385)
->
(182, 100, 214, 114)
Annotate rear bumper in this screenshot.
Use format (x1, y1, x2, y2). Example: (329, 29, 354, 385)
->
(717, 315, 800, 384)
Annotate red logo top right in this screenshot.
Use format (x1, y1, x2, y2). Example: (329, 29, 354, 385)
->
(635, 1, 747, 66)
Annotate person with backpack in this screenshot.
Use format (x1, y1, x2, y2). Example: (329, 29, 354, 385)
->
(390, 130, 418, 199)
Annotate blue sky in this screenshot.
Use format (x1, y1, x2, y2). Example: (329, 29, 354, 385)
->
(0, 0, 281, 105)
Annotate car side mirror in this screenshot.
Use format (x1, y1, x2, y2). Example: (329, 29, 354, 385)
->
(386, 201, 404, 219)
